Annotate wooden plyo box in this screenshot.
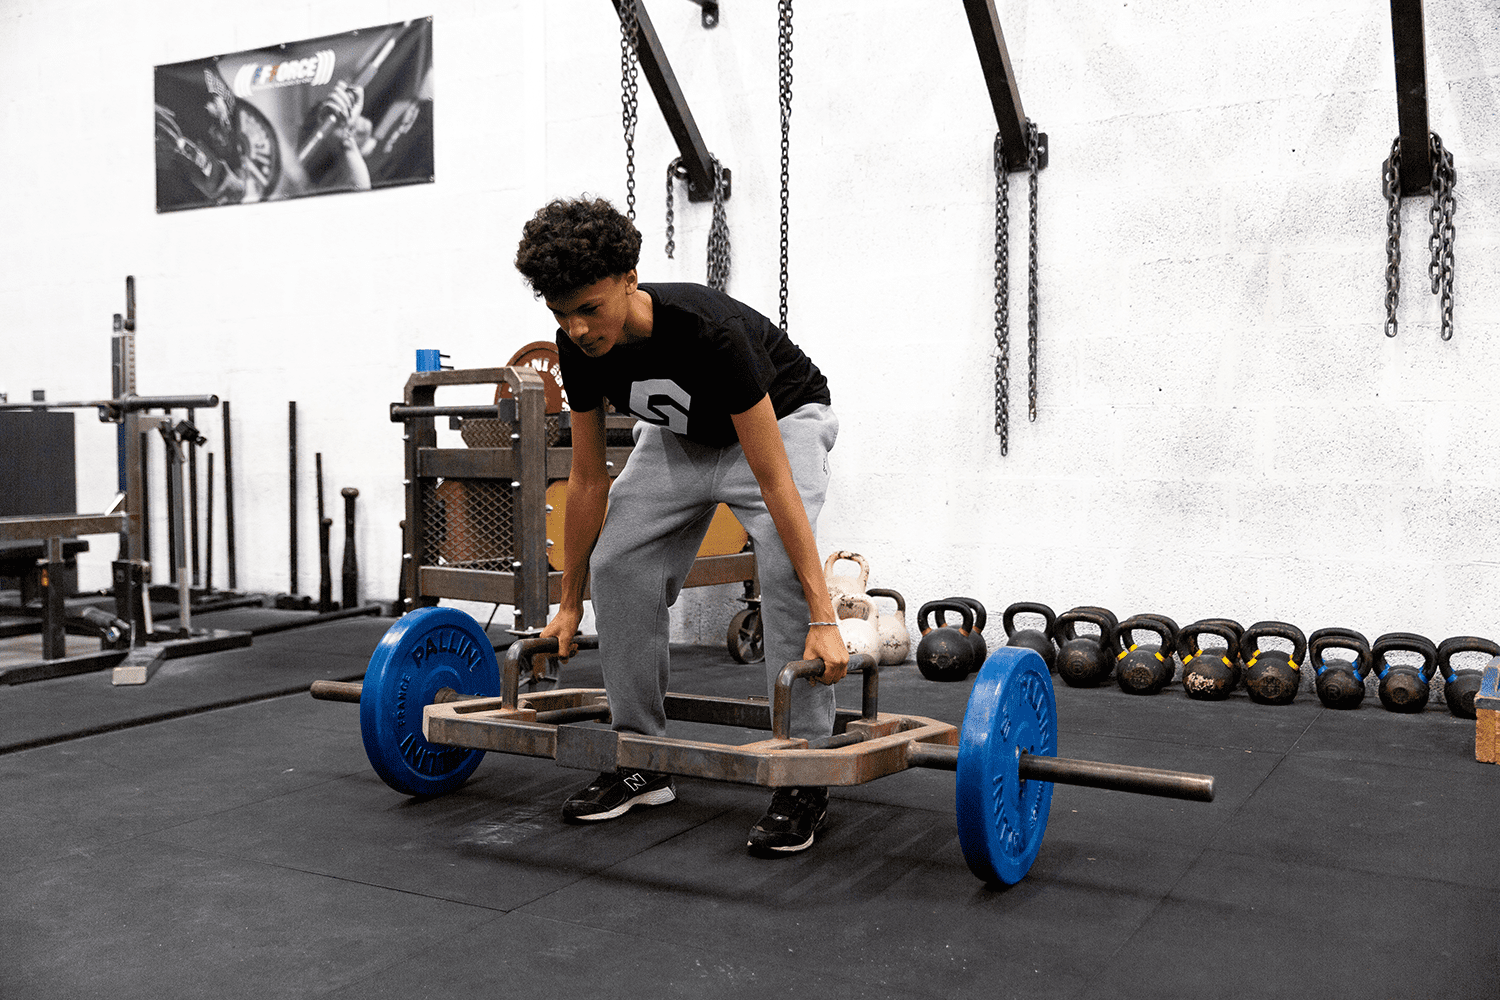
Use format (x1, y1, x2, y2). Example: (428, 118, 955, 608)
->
(1476, 665, 1500, 764)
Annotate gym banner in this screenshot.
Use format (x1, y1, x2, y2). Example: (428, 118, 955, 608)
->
(154, 19, 433, 212)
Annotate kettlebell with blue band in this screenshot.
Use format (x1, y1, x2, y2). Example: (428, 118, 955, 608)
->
(1372, 632, 1439, 713)
(1435, 635, 1500, 719)
(1308, 627, 1372, 710)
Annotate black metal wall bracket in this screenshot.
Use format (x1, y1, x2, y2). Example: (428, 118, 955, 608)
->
(962, 0, 1048, 173)
(612, 0, 729, 202)
(684, 0, 719, 30)
(1389, 0, 1432, 194)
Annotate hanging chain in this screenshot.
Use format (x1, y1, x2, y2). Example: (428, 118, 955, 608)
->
(992, 131, 1011, 456)
(663, 156, 731, 291)
(1382, 132, 1457, 340)
(1382, 137, 1401, 338)
(1026, 120, 1041, 422)
(664, 158, 685, 257)
(1428, 132, 1456, 341)
(777, 0, 793, 330)
(619, 0, 641, 221)
(706, 156, 731, 290)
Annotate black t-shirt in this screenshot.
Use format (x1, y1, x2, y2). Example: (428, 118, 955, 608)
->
(555, 283, 830, 447)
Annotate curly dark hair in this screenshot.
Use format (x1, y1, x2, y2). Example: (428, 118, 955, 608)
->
(514, 197, 642, 301)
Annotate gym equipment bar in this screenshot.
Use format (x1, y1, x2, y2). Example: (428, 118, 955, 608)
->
(961, 0, 1048, 172)
(1389, 0, 1432, 194)
(609, 0, 729, 202)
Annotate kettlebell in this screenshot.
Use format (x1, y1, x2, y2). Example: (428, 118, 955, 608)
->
(836, 594, 881, 662)
(1178, 619, 1242, 700)
(1114, 614, 1177, 695)
(1308, 627, 1372, 710)
(1003, 601, 1058, 673)
(916, 599, 976, 681)
(824, 550, 871, 613)
(866, 587, 912, 665)
(1372, 632, 1439, 713)
(1240, 621, 1307, 706)
(1435, 636, 1500, 719)
(943, 596, 989, 675)
(1055, 606, 1118, 688)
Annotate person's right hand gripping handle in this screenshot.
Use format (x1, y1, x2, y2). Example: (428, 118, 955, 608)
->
(541, 407, 610, 659)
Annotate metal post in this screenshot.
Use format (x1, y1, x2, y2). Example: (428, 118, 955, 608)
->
(288, 401, 298, 596)
(222, 400, 237, 590)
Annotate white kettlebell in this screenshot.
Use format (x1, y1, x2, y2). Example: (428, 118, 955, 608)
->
(836, 594, 881, 661)
(824, 550, 871, 616)
(867, 587, 912, 665)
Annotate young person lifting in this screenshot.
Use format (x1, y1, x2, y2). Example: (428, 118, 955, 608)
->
(513, 196, 848, 856)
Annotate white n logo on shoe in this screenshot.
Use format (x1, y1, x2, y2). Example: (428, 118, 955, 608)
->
(623, 772, 647, 792)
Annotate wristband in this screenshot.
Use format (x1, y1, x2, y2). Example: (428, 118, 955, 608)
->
(808, 621, 840, 628)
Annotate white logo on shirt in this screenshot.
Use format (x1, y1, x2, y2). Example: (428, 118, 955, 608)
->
(629, 379, 691, 435)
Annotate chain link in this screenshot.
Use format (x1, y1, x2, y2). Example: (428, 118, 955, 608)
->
(663, 156, 731, 290)
(777, 0, 793, 331)
(1429, 132, 1457, 341)
(1026, 120, 1040, 423)
(664, 158, 685, 258)
(1382, 133, 1458, 340)
(1382, 137, 1401, 338)
(992, 131, 1010, 456)
(707, 156, 731, 290)
(620, 0, 641, 221)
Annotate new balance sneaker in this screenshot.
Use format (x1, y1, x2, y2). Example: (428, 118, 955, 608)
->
(561, 768, 676, 823)
(746, 786, 829, 856)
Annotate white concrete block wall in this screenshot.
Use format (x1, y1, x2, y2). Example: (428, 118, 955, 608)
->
(2, 1, 1497, 661)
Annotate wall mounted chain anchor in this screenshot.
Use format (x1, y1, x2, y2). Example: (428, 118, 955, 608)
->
(1382, 132, 1457, 341)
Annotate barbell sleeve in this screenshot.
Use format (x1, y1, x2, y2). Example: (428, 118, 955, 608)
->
(309, 680, 362, 702)
(905, 743, 1215, 803)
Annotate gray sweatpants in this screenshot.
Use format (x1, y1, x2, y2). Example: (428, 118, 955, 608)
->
(589, 402, 839, 741)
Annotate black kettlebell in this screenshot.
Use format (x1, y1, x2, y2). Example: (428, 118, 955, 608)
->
(916, 600, 976, 682)
(1114, 614, 1177, 695)
(1055, 606, 1118, 688)
(1436, 636, 1500, 719)
(1372, 632, 1438, 713)
(1003, 601, 1058, 673)
(942, 596, 989, 674)
(1308, 627, 1372, 710)
(1178, 619, 1242, 700)
(1240, 621, 1307, 706)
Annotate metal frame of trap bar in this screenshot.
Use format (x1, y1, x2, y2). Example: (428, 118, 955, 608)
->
(0, 277, 252, 685)
(393, 365, 758, 636)
(312, 638, 1215, 884)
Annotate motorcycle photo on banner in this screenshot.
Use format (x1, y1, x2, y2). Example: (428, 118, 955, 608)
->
(154, 18, 433, 211)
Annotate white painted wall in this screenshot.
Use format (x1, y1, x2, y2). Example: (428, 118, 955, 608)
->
(2, 0, 1498, 657)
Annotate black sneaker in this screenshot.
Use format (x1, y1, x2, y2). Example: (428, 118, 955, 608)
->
(561, 768, 676, 823)
(747, 786, 829, 856)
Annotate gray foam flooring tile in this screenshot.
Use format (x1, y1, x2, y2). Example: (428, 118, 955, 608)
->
(0, 838, 502, 1000)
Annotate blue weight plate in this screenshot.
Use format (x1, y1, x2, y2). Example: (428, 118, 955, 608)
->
(955, 646, 1057, 885)
(360, 607, 500, 796)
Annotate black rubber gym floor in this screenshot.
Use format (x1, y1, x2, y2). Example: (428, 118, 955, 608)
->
(2, 607, 1496, 999)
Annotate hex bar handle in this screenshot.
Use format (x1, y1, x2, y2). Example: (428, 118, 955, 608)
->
(505, 635, 601, 709)
(772, 656, 879, 741)
(906, 743, 1215, 802)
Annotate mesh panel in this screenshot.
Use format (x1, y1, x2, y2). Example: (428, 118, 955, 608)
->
(421, 478, 515, 570)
